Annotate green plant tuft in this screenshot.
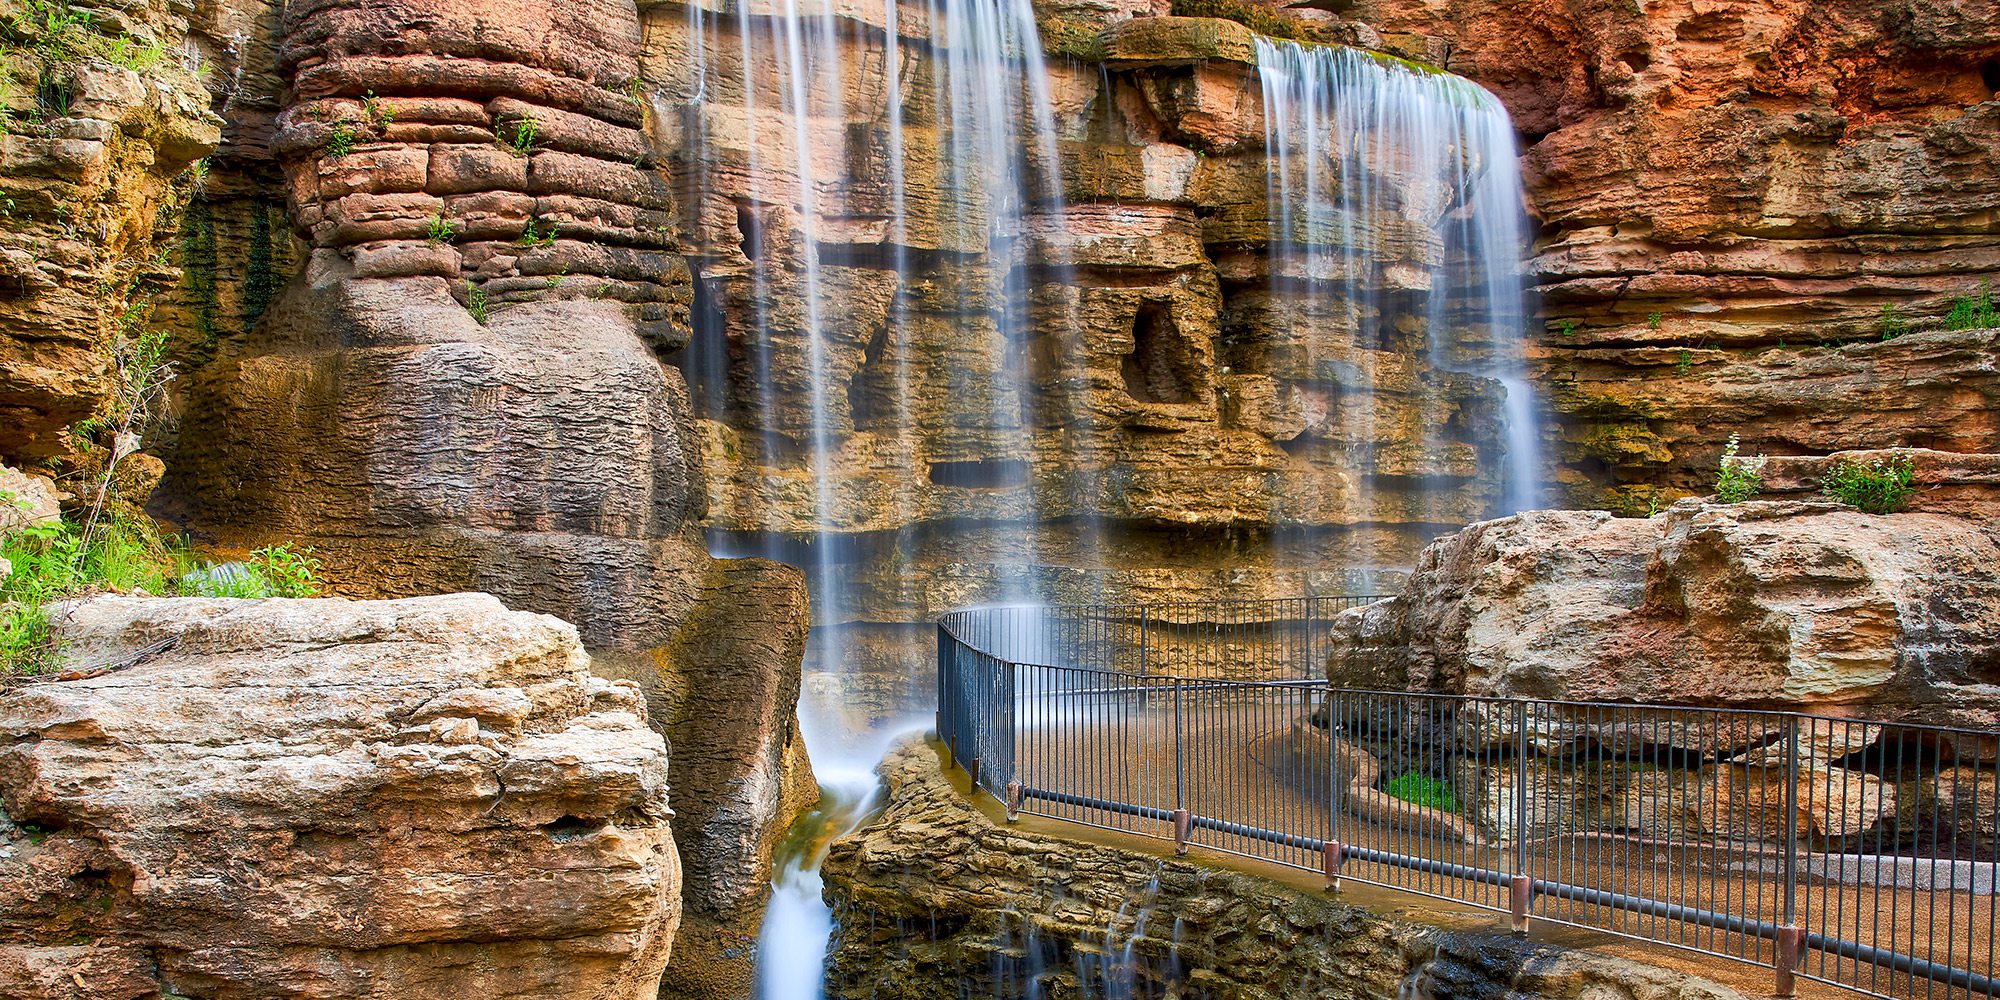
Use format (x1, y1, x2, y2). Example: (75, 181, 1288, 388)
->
(1383, 772, 1458, 813)
(1646, 311, 1663, 330)
(1554, 319, 1578, 339)
(465, 280, 489, 324)
(516, 218, 559, 248)
(1673, 348, 1694, 376)
(500, 114, 539, 156)
(325, 120, 357, 157)
(361, 89, 394, 128)
(1714, 433, 1765, 504)
(1878, 303, 1908, 340)
(425, 212, 456, 246)
(1944, 281, 1998, 331)
(1821, 454, 1917, 514)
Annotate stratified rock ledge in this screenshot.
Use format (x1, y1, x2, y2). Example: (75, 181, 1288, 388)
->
(820, 737, 1750, 1000)
(0, 593, 680, 1000)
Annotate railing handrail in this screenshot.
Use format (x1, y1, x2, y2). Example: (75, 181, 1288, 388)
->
(936, 598, 2000, 1000)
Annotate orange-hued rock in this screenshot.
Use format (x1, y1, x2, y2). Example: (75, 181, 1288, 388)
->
(0, 594, 680, 1000)
(1315, 0, 2000, 503)
(1327, 501, 2000, 725)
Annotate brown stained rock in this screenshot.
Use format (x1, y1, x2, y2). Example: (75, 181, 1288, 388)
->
(0, 594, 679, 1000)
(821, 737, 1754, 1000)
(0, 34, 219, 465)
(599, 558, 819, 1000)
(1327, 501, 2000, 726)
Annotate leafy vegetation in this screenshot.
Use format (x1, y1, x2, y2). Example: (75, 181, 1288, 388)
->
(500, 114, 539, 156)
(1384, 772, 1458, 813)
(361, 89, 394, 128)
(425, 212, 456, 246)
(1554, 318, 1578, 339)
(1878, 303, 1908, 340)
(325, 120, 357, 157)
(1646, 311, 1663, 330)
(1945, 281, 1997, 331)
(464, 280, 489, 324)
(1673, 348, 1694, 376)
(516, 218, 559, 248)
(1714, 433, 1765, 504)
(1822, 454, 1917, 514)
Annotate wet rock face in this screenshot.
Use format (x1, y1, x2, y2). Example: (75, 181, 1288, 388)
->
(1327, 501, 2000, 724)
(1316, 0, 2000, 506)
(158, 0, 712, 648)
(820, 738, 1752, 1000)
(0, 594, 680, 1000)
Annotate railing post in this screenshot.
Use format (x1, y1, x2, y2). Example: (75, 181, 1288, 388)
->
(968, 756, 981, 793)
(1511, 699, 1532, 936)
(1005, 781, 1023, 822)
(1776, 713, 1802, 997)
(1172, 808, 1192, 856)
(1173, 677, 1186, 813)
(1322, 840, 1344, 893)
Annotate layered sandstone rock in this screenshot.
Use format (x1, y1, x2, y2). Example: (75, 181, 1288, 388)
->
(0, 0, 220, 466)
(158, 0, 710, 648)
(0, 593, 680, 999)
(822, 738, 1755, 1000)
(596, 558, 820, 1000)
(1326, 500, 2000, 724)
(1302, 0, 2000, 506)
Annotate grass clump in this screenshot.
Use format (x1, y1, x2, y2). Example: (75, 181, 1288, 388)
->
(1822, 454, 1917, 514)
(1878, 303, 1908, 340)
(1714, 433, 1765, 504)
(499, 114, 539, 156)
(1383, 772, 1458, 812)
(425, 212, 456, 246)
(1945, 281, 1998, 331)
(464, 280, 489, 324)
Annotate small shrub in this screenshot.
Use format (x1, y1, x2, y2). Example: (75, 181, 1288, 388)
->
(465, 280, 489, 324)
(425, 212, 456, 246)
(516, 218, 559, 248)
(1555, 319, 1578, 339)
(500, 114, 539, 156)
(361, 89, 394, 128)
(1945, 281, 1998, 331)
(325, 120, 357, 157)
(1646, 311, 1663, 330)
(1714, 433, 1765, 504)
(1384, 773, 1458, 813)
(1878, 303, 1908, 340)
(1822, 454, 1917, 514)
(249, 544, 322, 598)
(1673, 348, 1694, 376)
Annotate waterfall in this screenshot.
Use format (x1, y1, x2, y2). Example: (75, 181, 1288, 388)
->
(1256, 40, 1541, 546)
(665, 0, 1064, 995)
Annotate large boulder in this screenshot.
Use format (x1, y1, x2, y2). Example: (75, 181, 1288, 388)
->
(1328, 500, 2000, 725)
(0, 593, 680, 1000)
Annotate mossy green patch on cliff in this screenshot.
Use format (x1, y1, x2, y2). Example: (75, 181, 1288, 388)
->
(1037, 15, 1105, 61)
(1167, 0, 1296, 40)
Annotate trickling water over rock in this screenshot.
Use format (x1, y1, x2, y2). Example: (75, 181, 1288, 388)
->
(0, 594, 680, 999)
(820, 738, 1755, 1000)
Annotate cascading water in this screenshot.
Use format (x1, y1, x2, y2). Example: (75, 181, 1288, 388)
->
(1257, 40, 1540, 566)
(659, 5, 1539, 994)
(665, 0, 1065, 995)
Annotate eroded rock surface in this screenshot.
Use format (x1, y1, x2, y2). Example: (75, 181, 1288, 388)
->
(1327, 501, 2000, 724)
(596, 558, 820, 1000)
(821, 738, 1753, 1000)
(0, 593, 680, 1000)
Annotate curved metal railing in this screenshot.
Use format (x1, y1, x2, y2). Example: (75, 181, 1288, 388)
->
(937, 598, 2000, 1000)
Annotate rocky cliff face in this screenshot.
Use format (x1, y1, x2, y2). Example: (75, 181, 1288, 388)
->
(1310, 0, 2000, 508)
(822, 738, 1757, 1000)
(0, 594, 680, 999)
(1327, 499, 2000, 724)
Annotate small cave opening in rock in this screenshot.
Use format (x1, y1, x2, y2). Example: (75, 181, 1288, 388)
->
(542, 815, 608, 841)
(736, 203, 766, 262)
(928, 458, 1030, 489)
(1983, 59, 2000, 95)
(1121, 301, 1198, 404)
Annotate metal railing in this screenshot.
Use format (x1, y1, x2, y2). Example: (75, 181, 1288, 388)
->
(937, 599, 2000, 1000)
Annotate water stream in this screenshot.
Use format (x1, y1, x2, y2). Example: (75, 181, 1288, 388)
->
(663, 8, 1536, 997)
